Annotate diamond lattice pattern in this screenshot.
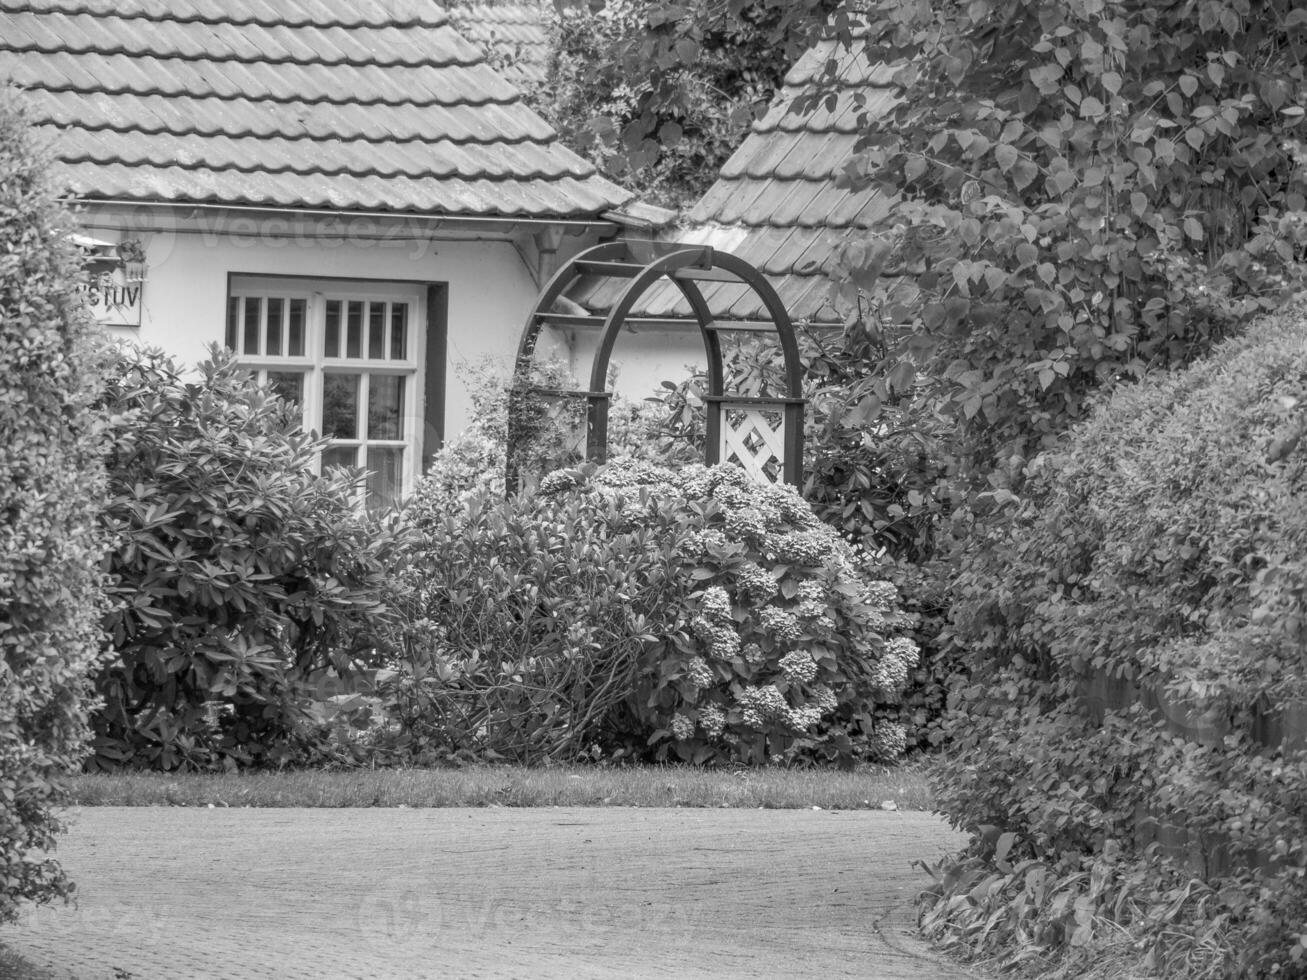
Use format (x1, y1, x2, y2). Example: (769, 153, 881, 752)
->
(721, 405, 786, 483)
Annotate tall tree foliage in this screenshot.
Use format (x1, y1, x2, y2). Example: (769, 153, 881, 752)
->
(832, 0, 1307, 488)
(546, 0, 839, 208)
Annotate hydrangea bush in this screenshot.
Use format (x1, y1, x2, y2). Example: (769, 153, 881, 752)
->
(540, 459, 918, 765)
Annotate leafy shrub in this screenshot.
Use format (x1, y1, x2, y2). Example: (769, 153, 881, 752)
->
(418, 354, 694, 514)
(879, 557, 964, 753)
(554, 460, 918, 764)
(372, 483, 691, 764)
(384, 459, 918, 766)
(94, 345, 402, 771)
(928, 305, 1307, 976)
(643, 331, 959, 753)
(0, 89, 108, 922)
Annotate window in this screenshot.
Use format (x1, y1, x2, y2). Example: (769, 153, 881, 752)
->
(226, 276, 428, 509)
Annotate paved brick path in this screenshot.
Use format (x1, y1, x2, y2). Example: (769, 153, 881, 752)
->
(4, 807, 986, 979)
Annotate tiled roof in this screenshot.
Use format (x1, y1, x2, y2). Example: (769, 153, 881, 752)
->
(446, 2, 551, 91)
(572, 34, 897, 324)
(0, 0, 631, 219)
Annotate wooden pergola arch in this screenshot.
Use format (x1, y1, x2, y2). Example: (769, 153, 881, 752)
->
(507, 240, 805, 491)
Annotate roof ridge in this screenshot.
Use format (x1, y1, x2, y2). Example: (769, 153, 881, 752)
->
(56, 151, 593, 183)
(0, 0, 449, 29)
(37, 116, 557, 148)
(0, 38, 482, 71)
(45, 119, 583, 155)
(11, 79, 518, 110)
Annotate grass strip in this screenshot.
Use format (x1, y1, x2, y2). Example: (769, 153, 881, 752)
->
(64, 760, 934, 811)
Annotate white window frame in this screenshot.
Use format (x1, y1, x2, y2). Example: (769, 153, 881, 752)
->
(226, 275, 427, 507)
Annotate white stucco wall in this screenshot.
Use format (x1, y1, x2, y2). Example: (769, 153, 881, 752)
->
(86, 211, 544, 438)
(563, 328, 706, 403)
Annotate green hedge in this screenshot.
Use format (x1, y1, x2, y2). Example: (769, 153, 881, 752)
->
(0, 90, 108, 923)
(928, 305, 1307, 975)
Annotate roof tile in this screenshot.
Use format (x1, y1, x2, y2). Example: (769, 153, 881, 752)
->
(0, 0, 629, 217)
(448, 2, 552, 90)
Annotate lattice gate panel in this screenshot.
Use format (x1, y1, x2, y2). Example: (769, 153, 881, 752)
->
(720, 404, 787, 484)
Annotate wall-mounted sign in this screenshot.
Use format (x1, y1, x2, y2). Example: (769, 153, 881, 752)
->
(77, 237, 147, 327)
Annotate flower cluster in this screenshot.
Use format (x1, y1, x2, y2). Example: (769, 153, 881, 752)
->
(675, 528, 731, 559)
(872, 654, 910, 698)
(691, 584, 741, 658)
(767, 527, 836, 566)
(685, 655, 714, 689)
(784, 705, 822, 732)
(758, 605, 802, 642)
(871, 636, 920, 700)
(778, 649, 818, 684)
(811, 685, 838, 714)
(794, 580, 829, 619)
(670, 713, 696, 741)
(736, 561, 778, 603)
(738, 684, 788, 728)
(863, 579, 900, 611)
(870, 721, 908, 761)
(699, 585, 732, 620)
(886, 636, 921, 666)
(742, 642, 765, 665)
(724, 505, 769, 540)
(698, 703, 726, 739)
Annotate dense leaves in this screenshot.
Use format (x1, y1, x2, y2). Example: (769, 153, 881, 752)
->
(539, 460, 917, 766)
(544, 0, 838, 208)
(94, 347, 402, 771)
(834, 0, 1307, 484)
(0, 90, 108, 922)
(929, 307, 1307, 975)
(370, 477, 691, 764)
(372, 459, 917, 766)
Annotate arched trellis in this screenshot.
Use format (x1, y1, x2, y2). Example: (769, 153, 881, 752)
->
(506, 240, 805, 491)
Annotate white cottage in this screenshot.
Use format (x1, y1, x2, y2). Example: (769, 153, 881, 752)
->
(0, 0, 644, 506)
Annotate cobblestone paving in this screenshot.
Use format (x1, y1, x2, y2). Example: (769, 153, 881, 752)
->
(3, 807, 988, 980)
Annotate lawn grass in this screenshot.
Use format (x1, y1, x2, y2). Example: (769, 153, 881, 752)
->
(63, 758, 936, 811)
(0, 944, 59, 980)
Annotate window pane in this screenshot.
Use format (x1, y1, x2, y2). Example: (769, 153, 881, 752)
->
(366, 447, 403, 511)
(368, 374, 405, 439)
(226, 296, 239, 350)
(322, 373, 360, 439)
(390, 304, 407, 360)
(266, 371, 304, 408)
(243, 297, 261, 354)
(324, 300, 341, 358)
(288, 299, 306, 356)
(346, 301, 363, 359)
(266, 297, 284, 356)
(322, 445, 358, 472)
(368, 303, 386, 360)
